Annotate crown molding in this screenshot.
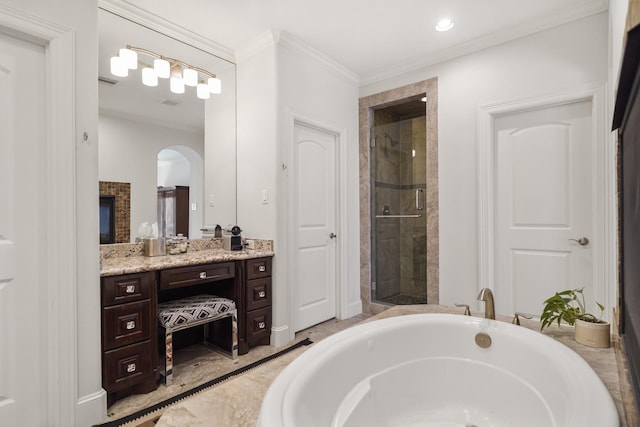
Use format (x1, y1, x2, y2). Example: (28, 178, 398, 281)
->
(236, 29, 359, 84)
(98, 0, 236, 64)
(360, 0, 608, 87)
(277, 30, 360, 84)
(234, 29, 280, 62)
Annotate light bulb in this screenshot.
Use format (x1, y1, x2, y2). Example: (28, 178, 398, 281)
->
(183, 68, 198, 87)
(119, 48, 138, 70)
(170, 76, 185, 94)
(154, 58, 170, 79)
(208, 77, 222, 94)
(435, 18, 454, 32)
(110, 56, 128, 77)
(197, 82, 210, 99)
(142, 67, 158, 86)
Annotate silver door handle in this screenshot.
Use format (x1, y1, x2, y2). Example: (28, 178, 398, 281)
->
(416, 188, 424, 211)
(329, 233, 337, 239)
(568, 237, 589, 246)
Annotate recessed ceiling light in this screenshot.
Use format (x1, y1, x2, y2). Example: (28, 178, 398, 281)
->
(435, 18, 454, 32)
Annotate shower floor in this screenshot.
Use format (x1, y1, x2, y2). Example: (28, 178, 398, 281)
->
(379, 294, 427, 305)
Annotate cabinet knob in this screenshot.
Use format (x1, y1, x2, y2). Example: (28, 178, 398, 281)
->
(199, 272, 207, 279)
(258, 291, 266, 298)
(126, 320, 136, 330)
(125, 285, 136, 294)
(258, 321, 266, 329)
(126, 363, 136, 373)
(258, 265, 266, 272)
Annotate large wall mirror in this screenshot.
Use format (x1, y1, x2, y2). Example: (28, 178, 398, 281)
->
(98, 6, 237, 243)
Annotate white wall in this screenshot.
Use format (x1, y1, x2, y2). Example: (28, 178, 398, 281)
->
(0, 0, 102, 424)
(361, 12, 609, 309)
(237, 31, 360, 346)
(205, 65, 238, 229)
(99, 112, 204, 240)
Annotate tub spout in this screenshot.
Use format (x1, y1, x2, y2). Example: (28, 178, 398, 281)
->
(477, 288, 495, 320)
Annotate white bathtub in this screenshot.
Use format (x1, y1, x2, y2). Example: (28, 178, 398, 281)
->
(258, 313, 618, 427)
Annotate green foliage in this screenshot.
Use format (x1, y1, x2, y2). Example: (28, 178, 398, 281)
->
(540, 287, 605, 331)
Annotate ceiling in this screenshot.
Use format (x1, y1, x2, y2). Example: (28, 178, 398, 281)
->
(121, 0, 608, 84)
(99, 0, 608, 131)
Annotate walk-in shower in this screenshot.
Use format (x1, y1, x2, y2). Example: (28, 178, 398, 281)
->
(370, 94, 427, 305)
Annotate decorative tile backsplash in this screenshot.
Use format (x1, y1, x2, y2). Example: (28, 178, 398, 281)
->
(99, 181, 131, 243)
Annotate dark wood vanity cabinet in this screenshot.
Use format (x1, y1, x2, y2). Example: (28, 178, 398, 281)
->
(101, 271, 158, 406)
(243, 257, 272, 350)
(100, 256, 273, 404)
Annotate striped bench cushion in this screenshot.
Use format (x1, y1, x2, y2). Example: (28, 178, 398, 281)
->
(158, 294, 236, 329)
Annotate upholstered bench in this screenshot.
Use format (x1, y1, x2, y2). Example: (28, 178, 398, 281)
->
(158, 294, 238, 385)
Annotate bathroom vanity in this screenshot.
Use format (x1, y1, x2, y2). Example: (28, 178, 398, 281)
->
(100, 243, 273, 405)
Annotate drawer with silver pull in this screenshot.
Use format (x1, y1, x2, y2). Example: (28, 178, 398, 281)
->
(102, 271, 154, 306)
(159, 262, 235, 290)
(102, 300, 151, 351)
(246, 257, 271, 280)
(246, 307, 271, 342)
(246, 277, 271, 311)
(103, 340, 153, 391)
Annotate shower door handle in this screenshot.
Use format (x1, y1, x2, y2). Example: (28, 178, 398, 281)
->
(416, 188, 424, 211)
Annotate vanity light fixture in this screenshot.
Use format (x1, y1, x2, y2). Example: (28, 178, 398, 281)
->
(435, 18, 454, 32)
(141, 67, 158, 87)
(170, 76, 185, 94)
(196, 81, 210, 100)
(109, 45, 222, 99)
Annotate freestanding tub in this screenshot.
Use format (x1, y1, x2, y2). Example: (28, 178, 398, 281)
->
(258, 313, 618, 427)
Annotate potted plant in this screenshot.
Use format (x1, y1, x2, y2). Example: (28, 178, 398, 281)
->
(540, 287, 610, 348)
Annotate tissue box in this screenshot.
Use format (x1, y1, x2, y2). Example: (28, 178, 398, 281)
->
(143, 238, 166, 257)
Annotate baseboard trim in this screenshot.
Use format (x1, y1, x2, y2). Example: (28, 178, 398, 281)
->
(270, 324, 293, 347)
(77, 389, 107, 427)
(344, 300, 363, 319)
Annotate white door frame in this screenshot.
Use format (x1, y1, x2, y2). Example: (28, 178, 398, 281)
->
(477, 84, 617, 319)
(0, 4, 78, 426)
(286, 112, 348, 332)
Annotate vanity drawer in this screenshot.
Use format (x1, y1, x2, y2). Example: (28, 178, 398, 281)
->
(246, 257, 271, 280)
(103, 340, 154, 392)
(246, 277, 271, 311)
(102, 300, 151, 351)
(102, 272, 154, 307)
(159, 262, 235, 290)
(246, 307, 271, 343)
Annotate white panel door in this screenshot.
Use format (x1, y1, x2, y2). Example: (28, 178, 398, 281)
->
(0, 33, 46, 426)
(495, 100, 593, 317)
(294, 122, 337, 331)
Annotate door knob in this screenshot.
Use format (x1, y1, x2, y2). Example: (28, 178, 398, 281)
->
(329, 233, 337, 239)
(568, 237, 589, 246)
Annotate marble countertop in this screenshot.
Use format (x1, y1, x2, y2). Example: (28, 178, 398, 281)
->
(100, 248, 275, 277)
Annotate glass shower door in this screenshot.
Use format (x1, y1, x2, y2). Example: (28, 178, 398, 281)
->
(370, 97, 427, 305)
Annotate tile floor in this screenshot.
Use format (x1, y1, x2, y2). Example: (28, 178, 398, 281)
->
(105, 312, 373, 425)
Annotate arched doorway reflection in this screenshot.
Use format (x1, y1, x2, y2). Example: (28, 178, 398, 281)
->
(157, 146, 203, 239)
